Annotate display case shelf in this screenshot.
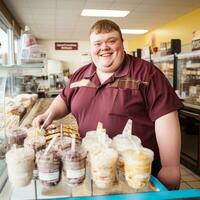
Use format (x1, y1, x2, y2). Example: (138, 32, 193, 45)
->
(177, 49, 200, 60)
(0, 63, 44, 68)
(152, 54, 175, 62)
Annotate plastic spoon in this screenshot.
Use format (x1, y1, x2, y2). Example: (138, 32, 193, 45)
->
(44, 135, 58, 156)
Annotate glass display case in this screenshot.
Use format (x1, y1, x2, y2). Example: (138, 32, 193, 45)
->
(152, 54, 177, 89)
(177, 50, 200, 175)
(177, 50, 200, 108)
(0, 63, 44, 192)
(0, 69, 9, 191)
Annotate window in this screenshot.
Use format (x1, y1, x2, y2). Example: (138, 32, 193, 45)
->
(14, 35, 20, 64)
(0, 25, 8, 65)
(0, 15, 20, 65)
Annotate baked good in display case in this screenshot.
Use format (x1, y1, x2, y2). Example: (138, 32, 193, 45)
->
(45, 123, 80, 141)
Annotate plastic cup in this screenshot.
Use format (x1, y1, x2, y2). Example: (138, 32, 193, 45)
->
(112, 134, 142, 172)
(24, 135, 46, 152)
(62, 146, 87, 187)
(90, 147, 118, 189)
(51, 136, 74, 158)
(36, 149, 61, 187)
(6, 128, 27, 148)
(123, 148, 154, 189)
(82, 130, 112, 154)
(6, 147, 34, 187)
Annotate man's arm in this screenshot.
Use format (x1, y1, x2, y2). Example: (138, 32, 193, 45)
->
(155, 111, 181, 190)
(32, 95, 69, 128)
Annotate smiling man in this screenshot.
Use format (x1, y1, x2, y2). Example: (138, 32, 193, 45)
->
(90, 20, 125, 75)
(33, 19, 183, 190)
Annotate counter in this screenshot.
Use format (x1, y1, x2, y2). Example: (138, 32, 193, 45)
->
(6, 175, 200, 200)
(1, 98, 200, 199)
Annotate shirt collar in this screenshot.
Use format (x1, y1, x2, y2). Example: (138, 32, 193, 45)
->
(83, 52, 130, 79)
(83, 62, 96, 78)
(113, 52, 130, 78)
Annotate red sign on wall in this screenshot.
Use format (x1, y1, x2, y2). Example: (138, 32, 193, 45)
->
(55, 42, 78, 50)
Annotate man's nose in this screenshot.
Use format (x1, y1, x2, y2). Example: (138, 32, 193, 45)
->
(101, 42, 110, 50)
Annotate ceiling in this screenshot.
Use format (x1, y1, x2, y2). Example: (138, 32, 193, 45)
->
(4, 0, 200, 41)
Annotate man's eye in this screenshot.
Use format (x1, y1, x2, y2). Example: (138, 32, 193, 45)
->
(94, 43, 101, 46)
(108, 40, 115, 44)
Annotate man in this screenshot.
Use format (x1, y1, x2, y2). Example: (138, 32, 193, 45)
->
(33, 19, 183, 190)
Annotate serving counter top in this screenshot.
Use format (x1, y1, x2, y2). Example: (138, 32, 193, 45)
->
(8, 175, 200, 200)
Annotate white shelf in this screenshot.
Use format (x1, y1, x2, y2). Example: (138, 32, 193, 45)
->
(0, 63, 44, 69)
(152, 54, 175, 63)
(177, 50, 200, 60)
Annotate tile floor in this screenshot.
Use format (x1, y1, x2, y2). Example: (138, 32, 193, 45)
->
(180, 165, 200, 189)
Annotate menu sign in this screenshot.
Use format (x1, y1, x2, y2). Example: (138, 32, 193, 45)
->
(55, 42, 78, 50)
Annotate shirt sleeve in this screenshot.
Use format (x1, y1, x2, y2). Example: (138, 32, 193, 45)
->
(147, 68, 183, 121)
(59, 76, 77, 113)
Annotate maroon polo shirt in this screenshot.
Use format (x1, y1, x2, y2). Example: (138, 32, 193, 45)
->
(60, 53, 183, 160)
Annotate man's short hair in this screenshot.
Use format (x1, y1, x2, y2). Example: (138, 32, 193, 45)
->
(90, 19, 123, 40)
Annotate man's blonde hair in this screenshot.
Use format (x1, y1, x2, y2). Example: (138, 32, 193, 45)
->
(90, 19, 123, 41)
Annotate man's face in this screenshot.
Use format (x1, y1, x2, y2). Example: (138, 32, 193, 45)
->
(90, 30, 124, 73)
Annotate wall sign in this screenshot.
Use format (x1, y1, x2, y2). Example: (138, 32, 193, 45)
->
(55, 42, 78, 50)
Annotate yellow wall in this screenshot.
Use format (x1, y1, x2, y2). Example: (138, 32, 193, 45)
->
(127, 7, 200, 52)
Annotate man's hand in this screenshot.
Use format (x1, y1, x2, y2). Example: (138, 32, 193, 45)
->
(32, 95, 69, 129)
(157, 166, 181, 190)
(32, 112, 52, 129)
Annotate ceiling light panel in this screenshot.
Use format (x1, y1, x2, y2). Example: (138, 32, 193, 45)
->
(121, 29, 148, 34)
(81, 9, 130, 17)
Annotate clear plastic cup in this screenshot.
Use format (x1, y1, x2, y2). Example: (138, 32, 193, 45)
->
(123, 148, 154, 189)
(36, 149, 61, 187)
(6, 128, 27, 148)
(90, 147, 118, 189)
(82, 130, 112, 154)
(6, 147, 34, 187)
(24, 135, 46, 152)
(51, 136, 74, 159)
(112, 134, 142, 172)
(62, 146, 87, 187)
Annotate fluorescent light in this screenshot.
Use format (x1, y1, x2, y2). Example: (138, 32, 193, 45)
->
(121, 29, 148, 34)
(81, 9, 129, 17)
